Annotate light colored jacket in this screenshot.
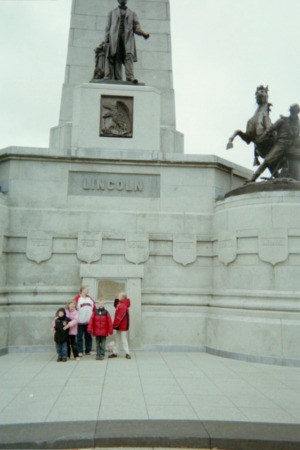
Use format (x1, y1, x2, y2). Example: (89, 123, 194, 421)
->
(65, 308, 79, 335)
(74, 294, 96, 324)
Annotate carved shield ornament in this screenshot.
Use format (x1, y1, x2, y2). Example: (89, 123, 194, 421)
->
(125, 234, 149, 265)
(258, 229, 288, 266)
(173, 234, 197, 266)
(26, 231, 53, 264)
(77, 232, 102, 264)
(217, 231, 237, 266)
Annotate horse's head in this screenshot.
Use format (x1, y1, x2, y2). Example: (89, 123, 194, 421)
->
(255, 85, 269, 105)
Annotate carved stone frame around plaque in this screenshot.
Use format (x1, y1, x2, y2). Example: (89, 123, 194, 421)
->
(100, 95, 133, 138)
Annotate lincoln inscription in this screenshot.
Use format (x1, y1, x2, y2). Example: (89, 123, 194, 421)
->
(68, 171, 160, 198)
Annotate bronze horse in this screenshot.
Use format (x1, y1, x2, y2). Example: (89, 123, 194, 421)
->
(226, 86, 300, 180)
(226, 85, 275, 166)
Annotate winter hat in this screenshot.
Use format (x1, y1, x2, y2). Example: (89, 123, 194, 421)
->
(56, 307, 66, 317)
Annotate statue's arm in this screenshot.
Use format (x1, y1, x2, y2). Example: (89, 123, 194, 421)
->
(263, 117, 284, 135)
(133, 11, 150, 39)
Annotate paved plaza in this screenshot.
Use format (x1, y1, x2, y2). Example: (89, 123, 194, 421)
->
(1, 351, 300, 448)
(2, 351, 300, 424)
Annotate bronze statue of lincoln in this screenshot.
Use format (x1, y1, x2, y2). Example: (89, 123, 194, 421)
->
(103, 0, 150, 83)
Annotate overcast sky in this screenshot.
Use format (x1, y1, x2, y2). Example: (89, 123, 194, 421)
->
(1, 0, 300, 170)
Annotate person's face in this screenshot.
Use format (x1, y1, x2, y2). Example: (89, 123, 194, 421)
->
(82, 287, 89, 296)
(58, 311, 64, 317)
(118, 0, 127, 7)
(98, 300, 104, 308)
(69, 302, 76, 310)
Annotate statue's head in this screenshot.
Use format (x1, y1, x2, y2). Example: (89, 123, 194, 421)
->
(255, 85, 269, 105)
(289, 103, 300, 115)
(118, 0, 128, 7)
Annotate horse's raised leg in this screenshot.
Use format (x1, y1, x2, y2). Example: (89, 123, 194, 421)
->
(226, 130, 252, 149)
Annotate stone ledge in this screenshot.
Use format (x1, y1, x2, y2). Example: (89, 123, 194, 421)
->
(1, 420, 300, 449)
(0, 146, 251, 177)
(225, 179, 300, 198)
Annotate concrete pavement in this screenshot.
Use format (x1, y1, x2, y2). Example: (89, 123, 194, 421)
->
(1, 351, 300, 448)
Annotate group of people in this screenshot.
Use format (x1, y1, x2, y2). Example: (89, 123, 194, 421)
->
(52, 286, 131, 362)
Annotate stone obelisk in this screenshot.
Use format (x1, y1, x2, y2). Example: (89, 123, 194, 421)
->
(51, 0, 183, 154)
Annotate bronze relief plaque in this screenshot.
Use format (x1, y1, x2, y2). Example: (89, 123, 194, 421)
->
(100, 95, 133, 138)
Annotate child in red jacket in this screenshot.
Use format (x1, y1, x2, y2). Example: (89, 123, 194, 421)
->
(87, 299, 113, 360)
(109, 292, 131, 359)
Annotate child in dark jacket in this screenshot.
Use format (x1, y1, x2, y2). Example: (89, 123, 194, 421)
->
(87, 299, 113, 360)
(52, 308, 70, 362)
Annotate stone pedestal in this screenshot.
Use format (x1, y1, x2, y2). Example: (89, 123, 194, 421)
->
(58, 0, 178, 135)
(213, 188, 300, 363)
(73, 83, 160, 152)
(50, 82, 183, 154)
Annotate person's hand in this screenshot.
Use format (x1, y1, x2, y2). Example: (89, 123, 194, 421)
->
(143, 33, 150, 40)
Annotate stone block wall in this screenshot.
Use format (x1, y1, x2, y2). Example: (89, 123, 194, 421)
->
(5, 147, 300, 364)
(212, 191, 300, 362)
(0, 194, 9, 353)
(0, 147, 250, 354)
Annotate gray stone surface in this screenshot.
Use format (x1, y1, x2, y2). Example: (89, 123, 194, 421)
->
(1, 352, 300, 449)
(69, 83, 161, 153)
(2, 143, 300, 362)
(0, 144, 252, 354)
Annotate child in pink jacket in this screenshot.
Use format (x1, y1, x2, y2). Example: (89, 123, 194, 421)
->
(65, 300, 80, 360)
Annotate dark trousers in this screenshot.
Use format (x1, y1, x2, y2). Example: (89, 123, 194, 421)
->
(67, 335, 78, 358)
(96, 336, 106, 357)
(114, 53, 134, 81)
(56, 341, 68, 359)
(77, 324, 92, 354)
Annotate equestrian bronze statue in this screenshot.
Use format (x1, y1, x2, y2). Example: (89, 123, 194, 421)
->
(227, 86, 300, 182)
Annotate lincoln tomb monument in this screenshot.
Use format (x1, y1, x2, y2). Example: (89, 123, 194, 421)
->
(1, 0, 300, 366)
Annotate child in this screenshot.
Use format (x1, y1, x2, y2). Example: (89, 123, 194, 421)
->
(87, 299, 113, 360)
(52, 308, 70, 362)
(65, 300, 80, 361)
(109, 292, 131, 359)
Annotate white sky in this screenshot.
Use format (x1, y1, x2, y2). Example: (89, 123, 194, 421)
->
(0, 0, 300, 170)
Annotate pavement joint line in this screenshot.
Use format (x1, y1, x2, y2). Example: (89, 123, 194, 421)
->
(2, 353, 300, 448)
